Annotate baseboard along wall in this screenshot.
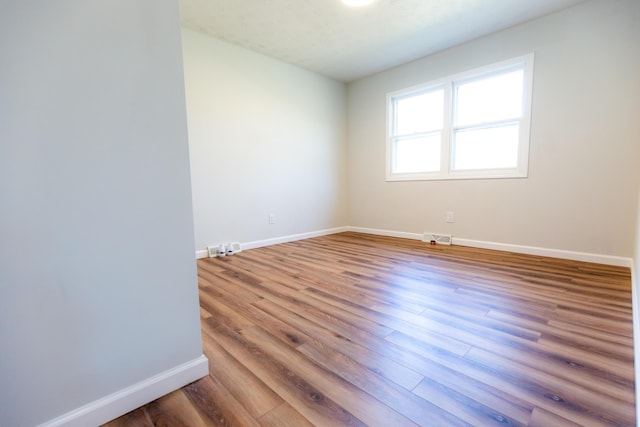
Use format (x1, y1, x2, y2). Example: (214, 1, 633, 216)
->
(348, 227, 633, 268)
(195, 226, 351, 259)
(40, 356, 209, 427)
(196, 226, 633, 268)
(200, 226, 632, 267)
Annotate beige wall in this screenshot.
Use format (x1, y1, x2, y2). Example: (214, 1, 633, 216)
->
(183, 29, 349, 251)
(636, 183, 640, 299)
(347, 0, 640, 258)
(636, 185, 640, 274)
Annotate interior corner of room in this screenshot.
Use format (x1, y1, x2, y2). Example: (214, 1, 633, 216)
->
(183, 0, 639, 272)
(1, 0, 639, 425)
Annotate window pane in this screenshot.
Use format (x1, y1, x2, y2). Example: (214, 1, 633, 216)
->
(455, 70, 523, 126)
(394, 134, 440, 173)
(452, 124, 519, 170)
(395, 89, 444, 135)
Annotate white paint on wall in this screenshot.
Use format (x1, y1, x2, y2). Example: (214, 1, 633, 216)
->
(0, 1, 206, 426)
(347, 0, 640, 258)
(633, 183, 640, 423)
(182, 29, 349, 252)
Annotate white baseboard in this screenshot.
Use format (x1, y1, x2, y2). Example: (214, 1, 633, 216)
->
(348, 226, 632, 267)
(40, 355, 209, 427)
(243, 226, 350, 250)
(453, 237, 632, 267)
(196, 226, 632, 267)
(195, 249, 208, 259)
(195, 226, 350, 258)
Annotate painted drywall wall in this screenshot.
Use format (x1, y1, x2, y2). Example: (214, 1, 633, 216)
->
(634, 183, 640, 423)
(0, 2, 205, 426)
(182, 29, 348, 252)
(636, 184, 640, 281)
(347, 0, 640, 258)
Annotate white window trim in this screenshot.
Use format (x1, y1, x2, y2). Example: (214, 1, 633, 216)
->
(386, 53, 535, 182)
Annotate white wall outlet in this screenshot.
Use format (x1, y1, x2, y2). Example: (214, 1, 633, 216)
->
(446, 211, 455, 223)
(207, 245, 219, 257)
(268, 214, 276, 224)
(207, 244, 226, 257)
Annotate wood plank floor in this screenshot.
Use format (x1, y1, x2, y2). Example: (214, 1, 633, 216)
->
(103, 232, 636, 426)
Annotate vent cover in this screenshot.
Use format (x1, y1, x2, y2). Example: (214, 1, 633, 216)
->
(422, 233, 453, 245)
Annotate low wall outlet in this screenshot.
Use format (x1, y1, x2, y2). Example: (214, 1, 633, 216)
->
(207, 245, 218, 257)
(446, 211, 455, 223)
(268, 214, 276, 224)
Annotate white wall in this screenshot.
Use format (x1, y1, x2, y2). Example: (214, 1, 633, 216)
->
(636, 185, 640, 289)
(347, 0, 640, 259)
(0, 2, 205, 426)
(634, 182, 640, 422)
(182, 29, 348, 252)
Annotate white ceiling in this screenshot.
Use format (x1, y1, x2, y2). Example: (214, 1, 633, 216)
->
(180, 0, 586, 82)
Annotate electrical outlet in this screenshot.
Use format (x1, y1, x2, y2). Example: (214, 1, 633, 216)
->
(268, 214, 276, 224)
(207, 245, 220, 257)
(446, 211, 455, 223)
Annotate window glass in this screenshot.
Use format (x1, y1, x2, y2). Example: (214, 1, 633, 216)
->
(395, 89, 444, 135)
(455, 70, 524, 126)
(394, 135, 441, 173)
(387, 54, 533, 181)
(452, 124, 520, 170)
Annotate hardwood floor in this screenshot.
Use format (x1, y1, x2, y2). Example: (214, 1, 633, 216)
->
(103, 232, 635, 426)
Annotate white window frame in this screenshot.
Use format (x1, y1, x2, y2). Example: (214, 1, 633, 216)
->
(386, 54, 534, 181)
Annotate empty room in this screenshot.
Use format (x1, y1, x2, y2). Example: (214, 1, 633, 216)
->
(1, 0, 639, 426)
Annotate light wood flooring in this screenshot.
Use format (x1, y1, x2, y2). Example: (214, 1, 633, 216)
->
(104, 232, 636, 426)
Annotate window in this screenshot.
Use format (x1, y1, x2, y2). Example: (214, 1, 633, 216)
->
(387, 54, 534, 181)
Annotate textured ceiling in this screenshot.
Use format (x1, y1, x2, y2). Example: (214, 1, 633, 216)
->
(180, 0, 586, 82)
